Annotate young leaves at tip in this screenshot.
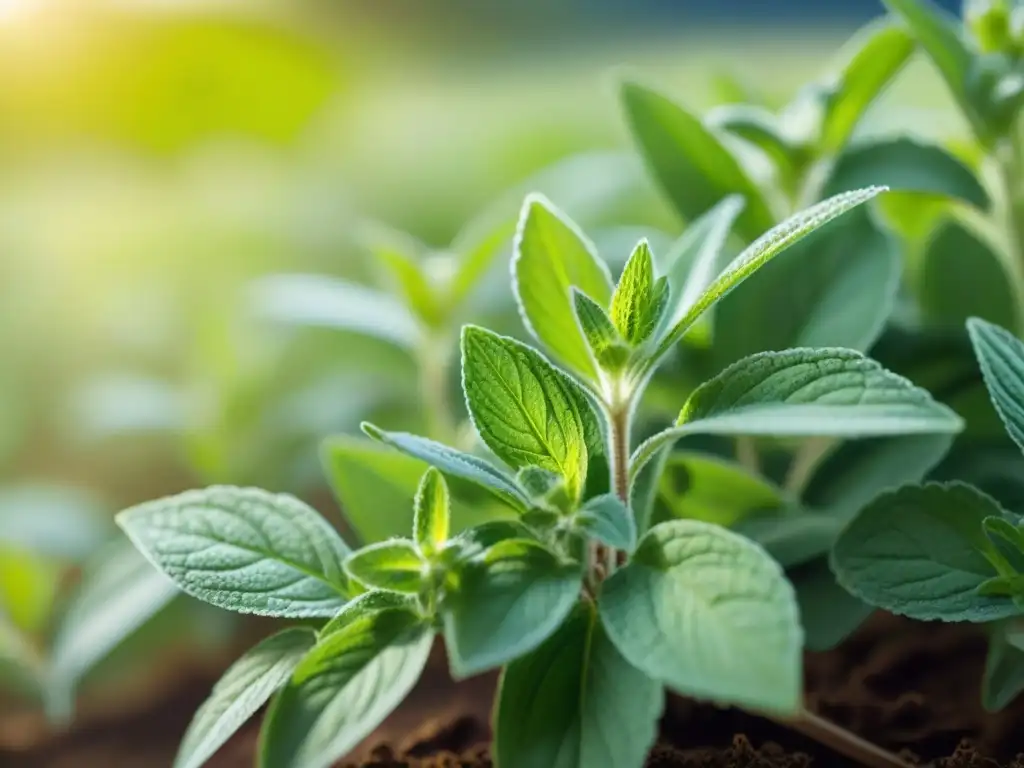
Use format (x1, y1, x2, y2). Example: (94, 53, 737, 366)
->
(116, 487, 352, 618)
(609, 241, 669, 346)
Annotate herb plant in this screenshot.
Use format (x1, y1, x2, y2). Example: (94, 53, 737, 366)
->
(114, 185, 963, 768)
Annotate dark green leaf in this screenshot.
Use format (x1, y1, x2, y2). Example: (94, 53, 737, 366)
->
(706, 104, 797, 179)
(968, 318, 1024, 453)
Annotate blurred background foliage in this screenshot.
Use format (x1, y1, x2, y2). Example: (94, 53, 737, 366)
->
(0, 0, 987, 731)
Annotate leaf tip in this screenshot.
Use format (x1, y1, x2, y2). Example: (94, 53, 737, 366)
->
(360, 421, 384, 441)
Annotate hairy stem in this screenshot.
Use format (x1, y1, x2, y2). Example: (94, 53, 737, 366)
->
(768, 708, 911, 768)
(609, 403, 632, 504)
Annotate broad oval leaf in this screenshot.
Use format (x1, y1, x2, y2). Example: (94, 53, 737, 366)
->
(360, 424, 530, 512)
(968, 318, 1024, 453)
(713, 206, 900, 370)
(823, 137, 990, 209)
(577, 494, 637, 553)
(117, 487, 351, 618)
(512, 194, 613, 379)
(832, 482, 1018, 621)
(443, 538, 582, 678)
(651, 186, 888, 364)
(631, 348, 962, 480)
(461, 326, 592, 499)
(174, 628, 315, 768)
(413, 468, 450, 556)
(344, 540, 424, 594)
(494, 602, 662, 768)
(820, 18, 917, 151)
(259, 608, 432, 768)
(620, 80, 775, 241)
(599, 519, 802, 714)
(922, 221, 1017, 330)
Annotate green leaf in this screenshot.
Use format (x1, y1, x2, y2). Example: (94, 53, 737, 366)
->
(47, 540, 180, 719)
(259, 608, 432, 768)
(983, 621, 1024, 711)
(117, 486, 351, 618)
(819, 18, 917, 151)
(600, 520, 802, 713)
(620, 80, 775, 241)
(832, 482, 1019, 621)
(706, 104, 797, 179)
(494, 602, 662, 768)
(713, 206, 900, 370)
(361, 425, 530, 512)
(0, 546, 61, 634)
(413, 468, 450, 557)
(968, 318, 1024, 453)
(789, 559, 875, 651)
(577, 494, 637, 553)
(632, 348, 963, 479)
(443, 538, 582, 678)
(610, 240, 667, 346)
(322, 436, 507, 545)
(823, 137, 990, 208)
(656, 195, 745, 341)
(738, 516, 842, 571)
(372, 237, 443, 328)
(344, 540, 424, 594)
(883, 0, 981, 134)
(461, 326, 591, 499)
(175, 628, 315, 768)
(922, 221, 1017, 330)
(319, 590, 420, 638)
(512, 194, 613, 379)
(650, 186, 888, 364)
(571, 289, 629, 371)
(248, 274, 419, 351)
(655, 451, 787, 528)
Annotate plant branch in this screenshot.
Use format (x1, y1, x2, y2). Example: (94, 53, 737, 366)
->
(766, 707, 911, 768)
(783, 437, 836, 496)
(735, 436, 761, 475)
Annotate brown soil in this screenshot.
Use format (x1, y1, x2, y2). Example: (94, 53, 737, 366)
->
(4, 613, 1024, 768)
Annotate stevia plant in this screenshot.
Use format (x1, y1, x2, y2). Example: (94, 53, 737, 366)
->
(832, 317, 1024, 713)
(116, 186, 960, 768)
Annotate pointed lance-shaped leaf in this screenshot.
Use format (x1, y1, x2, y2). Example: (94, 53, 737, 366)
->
(413, 468, 450, 557)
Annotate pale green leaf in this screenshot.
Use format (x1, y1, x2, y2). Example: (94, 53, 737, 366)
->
(443, 538, 582, 678)
(512, 194, 613, 379)
(820, 18, 917, 151)
(344, 540, 424, 594)
(361, 424, 530, 512)
(413, 468, 450, 556)
(117, 486, 351, 618)
(571, 289, 628, 371)
(494, 602, 661, 768)
(610, 240, 666, 346)
(175, 628, 315, 768)
(258, 608, 432, 768)
(620, 80, 775, 241)
(461, 326, 591, 499)
(968, 318, 1024, 453)
(712, 206, 900, 370)
(983, 620, 1024, 711)
(922, 221, 1017, 330)
(832, 482, 1018, 621)
(599, 520, 802, 714)
(631, 348, 962, 480)
(577, 494, 637, 553)
(364, 227, 444, 328)
(651, 186, 888, 364)
(706, 104, 797, 179)
(823, 137, 990, 208)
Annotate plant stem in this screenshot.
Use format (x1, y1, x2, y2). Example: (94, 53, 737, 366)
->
(735, 436, 761, 475)
(417, 332, 457, 445)
(767, 708, 911, 768)
(609, 403, 632, 505)
(783, 437, 836, 496)
(996, 128, 1024, 333)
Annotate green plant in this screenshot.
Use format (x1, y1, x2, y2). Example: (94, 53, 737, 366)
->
(832, 316, 1024, 712)
(113, 187, 963, 768)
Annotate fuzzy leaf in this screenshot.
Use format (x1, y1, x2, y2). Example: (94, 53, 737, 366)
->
(571, 289, 628, 371)
(413, 468, 450, 557)
(361, 425, 530, 512)
(577, 494, 637, 553)
(461, 326, 591, 499)
(175, 628, 315, 768)
(824, 137, 989, 208)
(968, 318, 1024, 454)
(512, 194, 613, 379)
(599, 520, 802, 713)
(344, 540, 424, 594)
(259, 608, 432, 768)
(610, 240, 665, 345)
(494, 602, 662, 768)
(632, 348, 962, 479)
(443, 539, 581, 678)
(832, 482, 1019, 622)
(620, 80, 775, 241)
(319, 591, 419, 638)
(117, 487, 351, 618)
(820, 18, 917, 151)
(651, 186, 887, 364)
